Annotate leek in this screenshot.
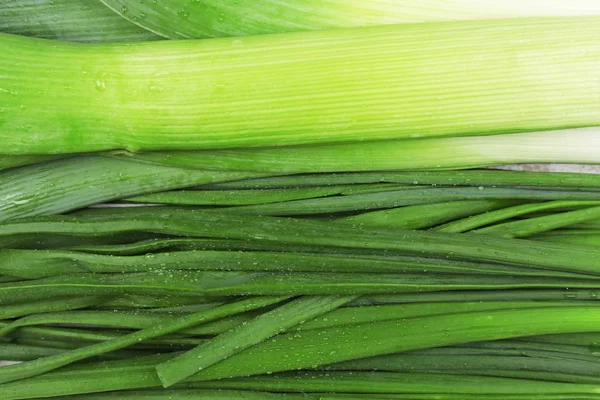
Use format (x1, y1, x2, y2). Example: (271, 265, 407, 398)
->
(3, 18, 600, 154)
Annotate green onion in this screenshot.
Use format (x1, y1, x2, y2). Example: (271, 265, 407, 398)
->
(475, 206, 600, 237)
(0, 309, 256, 337)
(527, 332, 600, 347)
(1, 208, 598, 275)
(533, 231, 600, 246)
(320, 396, 600, 400)
(223, 187, 600, 216)
(124, 185, 367, 206)
(205, 169, 600, 191)
(124, 128, 600, 174)
(437, 200, 600, 233)
(5, 247, 588, 280)
(156, 295, 356, 386)
(0, 301, 587, 339)
(5, 344, 600, 399)
(0, 156, 258, 221)
(194, 371, 600, 394)
(0, 296, 285, 384)
(4, 18, 600, 154)
(6, 270, 599, 301)
(56, 389, 319, 400)
(337, 200, 519, 230)
(0, 296, 104, 319)
(185, 307, 600, 381)
(0, 344, 65, 362)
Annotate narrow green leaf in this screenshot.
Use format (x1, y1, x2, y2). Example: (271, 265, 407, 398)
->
(0, 296, 285, 384)
(338, 200, 518, 229)
(436, 200, 600, 233)
(99, 0, 600, 39)
(124, 128, 600, 174)
(3, 248, 582, 280)
(156, 295, 356, 386)
(0, 0, 160, 42)
(125, 186, 358, 206)
(0, 296, 103, 319)
(207, 169, 600, 191)
(476, 206, 600, 238)
(192, 371, 600, 394)
(0, 156, 258, 221)
(183, 307, 600, 380)
(1, 208, 598, 275)
(57, 389, 318, 399)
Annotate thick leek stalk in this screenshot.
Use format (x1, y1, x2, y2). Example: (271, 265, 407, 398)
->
(3, 17, 600, 154)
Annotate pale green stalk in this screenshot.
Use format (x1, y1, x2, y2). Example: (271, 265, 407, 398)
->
(124, 128, 600, 173)
(4, 18, 600, 154)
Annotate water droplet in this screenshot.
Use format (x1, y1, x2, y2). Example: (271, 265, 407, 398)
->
(0, 88, 17, 96)
(178, 9, 190, 19)
(140, 12, 147, 19)
(95, 73, 107, 92)
(121, 5, 129, 14)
